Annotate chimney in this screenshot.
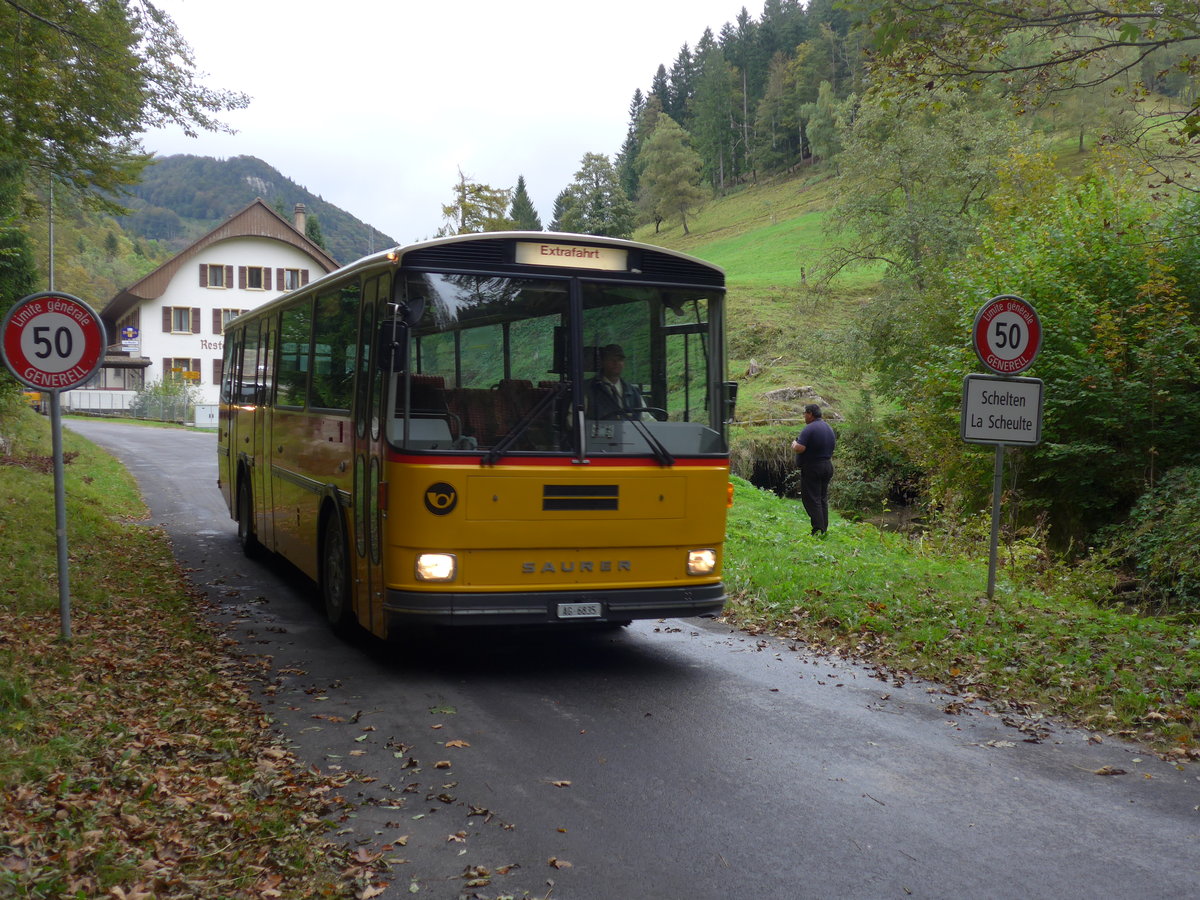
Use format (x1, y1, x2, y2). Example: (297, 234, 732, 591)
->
(293, 203, 307, 233)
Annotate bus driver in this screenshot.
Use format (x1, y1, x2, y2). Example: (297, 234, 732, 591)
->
(586, 344, 645, 420)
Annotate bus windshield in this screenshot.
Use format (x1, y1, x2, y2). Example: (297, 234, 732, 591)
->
(386, 272, 726, 459)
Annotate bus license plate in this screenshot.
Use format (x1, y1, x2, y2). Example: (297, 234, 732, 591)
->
(557, 602, 602, 619)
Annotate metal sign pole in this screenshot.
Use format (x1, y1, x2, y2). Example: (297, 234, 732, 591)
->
(48, 389, 72, 639)
(986, 443, 1005, 600)
(2, 292, 106, 641)
(967, 295, 1044, 601)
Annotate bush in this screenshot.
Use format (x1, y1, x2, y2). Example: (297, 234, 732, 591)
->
(1103, 466, 1200, 611)
(830, 413, 923, 515)
(128, 374, 199, 422)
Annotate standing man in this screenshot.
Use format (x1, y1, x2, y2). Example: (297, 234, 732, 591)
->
(792, 403, 836, 536)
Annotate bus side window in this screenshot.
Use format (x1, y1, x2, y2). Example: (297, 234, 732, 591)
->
(238, 321, 261, 405)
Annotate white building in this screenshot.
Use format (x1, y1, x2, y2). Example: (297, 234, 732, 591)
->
(74, 199, 339, 411)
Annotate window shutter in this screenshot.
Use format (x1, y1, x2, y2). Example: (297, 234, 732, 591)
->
(192, 358, 202, 379)
(276, 268, 284, 289)
(224, 265, 233, 289)
(163, 358, 171, 374)
(213, 359, 223, 386)
(301, 269, 310, 286)
(162, 307, 172, 332)
(264, 268, 272, 290)
(238, 266, 246, 289)
(199, 264, 207, 287)
(191, 308, 200, 334)
(213, 309, 223, 334)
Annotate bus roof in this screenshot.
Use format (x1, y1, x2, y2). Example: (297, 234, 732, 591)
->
(228, 231, 724, 328)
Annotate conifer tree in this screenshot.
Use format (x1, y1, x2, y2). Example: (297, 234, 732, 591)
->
(615, 90, 647, 202)
(549, 189, 572, 232)
(305, 214, 328, 250)
(668, 44, 695, 123)
(509, 175, 542, 231)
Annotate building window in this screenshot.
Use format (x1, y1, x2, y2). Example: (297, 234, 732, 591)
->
(239, 266, 270, 291)
(201, 263, 232, 289)
(283, 268, 301, 291)
(163, 306, 199, 334)
(213, 308, 247, 335)
(164, 357, 202, 384)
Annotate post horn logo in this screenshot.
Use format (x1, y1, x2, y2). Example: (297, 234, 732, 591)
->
(424, 482, 457, 515)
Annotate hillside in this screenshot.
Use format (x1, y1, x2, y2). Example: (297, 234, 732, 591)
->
(119, 154, 396, 265)
(629, 169, 874, 426)
(20, 154, 401, 316)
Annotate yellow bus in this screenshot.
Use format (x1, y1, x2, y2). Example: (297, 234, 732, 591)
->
(218, 232, 735, 636)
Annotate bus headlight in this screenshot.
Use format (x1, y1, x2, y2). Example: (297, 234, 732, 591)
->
(687, 549, 716, 576)
(416, 553, 457, 582)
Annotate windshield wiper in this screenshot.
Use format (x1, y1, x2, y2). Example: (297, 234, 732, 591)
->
(625, 412, 674, 467)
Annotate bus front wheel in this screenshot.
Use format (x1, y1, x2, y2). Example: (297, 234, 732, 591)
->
(237, 477, 261, 559)
(321, 510, 354, 633)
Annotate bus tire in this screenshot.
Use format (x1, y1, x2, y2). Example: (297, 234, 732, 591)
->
(321, 508, 355, 633)
(236, 476, 262, 559)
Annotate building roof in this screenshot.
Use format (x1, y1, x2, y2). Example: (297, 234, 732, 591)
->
(100, 198, 340, 331)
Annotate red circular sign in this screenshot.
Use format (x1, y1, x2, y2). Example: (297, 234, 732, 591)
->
(972, 295, 1041, 375)
(2, 293, 106, 391)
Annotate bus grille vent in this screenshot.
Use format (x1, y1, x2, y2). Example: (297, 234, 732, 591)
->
(543, 484, 618, 511)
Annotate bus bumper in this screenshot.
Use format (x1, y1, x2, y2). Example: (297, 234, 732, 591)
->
(383, 583, 726, 627)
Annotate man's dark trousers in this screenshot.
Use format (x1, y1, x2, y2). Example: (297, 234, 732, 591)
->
(800, 458, 833, 534)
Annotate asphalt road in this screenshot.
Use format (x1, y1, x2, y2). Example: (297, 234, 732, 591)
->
(68, 418, 1200, 899)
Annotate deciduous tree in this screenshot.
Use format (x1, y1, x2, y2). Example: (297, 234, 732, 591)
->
(556, 154, 635, 238)
(899, 154, 1200, 542)
(0, 0, 248, 204)
(437, 168, 513, 235)
(821, 89, 1013, 290)
(639, 118, 708, 234)
(853, 0, 1200, 178)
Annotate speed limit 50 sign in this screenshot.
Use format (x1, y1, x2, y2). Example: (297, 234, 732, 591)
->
(973, 294, 1041, 375)
(2, 292, 106, 391)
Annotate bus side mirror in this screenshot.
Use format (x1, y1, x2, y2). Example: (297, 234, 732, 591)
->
(377, 295, 427, 372)
(378, 320, 408, 372)
(723, 381, 739, 424)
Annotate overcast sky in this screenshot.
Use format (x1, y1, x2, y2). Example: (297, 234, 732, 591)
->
(140, 0, 746, 248)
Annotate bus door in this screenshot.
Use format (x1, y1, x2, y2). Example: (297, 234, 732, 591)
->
(351, 275, 389, 634)
(253, 315, 276, 551)
(218, 331, 239, 510)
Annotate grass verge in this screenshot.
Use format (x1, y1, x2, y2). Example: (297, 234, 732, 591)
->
(0, 403, 383, 898)
(724, 477, 1200, 759)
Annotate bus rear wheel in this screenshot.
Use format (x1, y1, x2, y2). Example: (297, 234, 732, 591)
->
(237, 477, 261, 559)
(321, 510, 354, 633)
